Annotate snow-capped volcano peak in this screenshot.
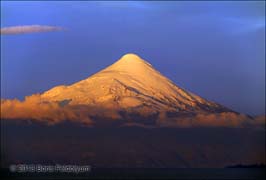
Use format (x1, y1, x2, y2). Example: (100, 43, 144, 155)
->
(41, 54, 230, 116)
(101, 53, 153, 75)
(116, 53, 149, 64)
(120, 53, 143, 61)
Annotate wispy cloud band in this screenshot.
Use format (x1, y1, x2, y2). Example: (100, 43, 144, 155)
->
(0, 25, 63, 35)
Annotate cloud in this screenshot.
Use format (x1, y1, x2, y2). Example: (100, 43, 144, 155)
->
(251, 115, 266, 127)
(157, 111, 259, 128)
(0, 25, 63, 35)
(0, 95, 94, 125)
(1, 94, 263, 128)
(0, 94, 121, 126)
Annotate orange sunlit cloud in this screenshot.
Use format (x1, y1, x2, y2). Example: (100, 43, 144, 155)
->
(1, 94, 264, 128)
(1, 94, 93, 125)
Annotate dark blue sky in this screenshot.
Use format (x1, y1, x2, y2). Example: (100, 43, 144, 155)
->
(1, 1, 265, 115)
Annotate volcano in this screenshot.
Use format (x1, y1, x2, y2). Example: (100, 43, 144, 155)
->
(40, 53, 237, 126)
(42, 53, 229, 112)
(2, 53, 247, 127)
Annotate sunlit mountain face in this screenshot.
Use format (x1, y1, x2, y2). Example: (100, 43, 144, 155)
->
(0, 54, 262, 128)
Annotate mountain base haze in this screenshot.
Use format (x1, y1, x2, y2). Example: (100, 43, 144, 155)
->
(1, 120, 265, 168)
